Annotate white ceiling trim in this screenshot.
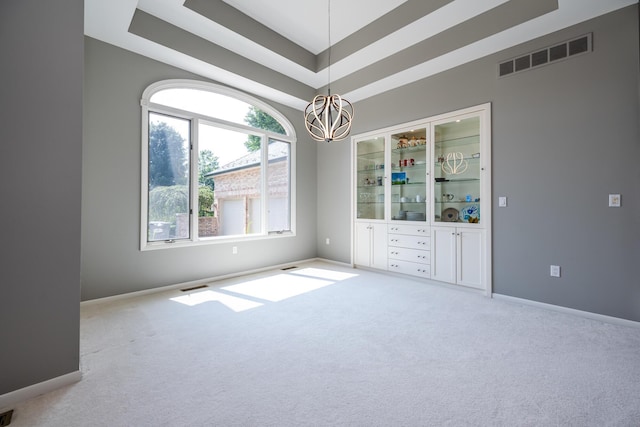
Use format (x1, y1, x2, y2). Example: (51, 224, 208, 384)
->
(85, 0, 637, 111)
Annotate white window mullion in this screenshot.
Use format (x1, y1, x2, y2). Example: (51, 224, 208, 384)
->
(140, 107, 150, 250)
(190, 118, 199, 242)
(261, 134, 269, 235)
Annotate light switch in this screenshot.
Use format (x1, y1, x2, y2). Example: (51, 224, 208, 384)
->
(608, 194, 621, 207)
(498, 196, 507, 207)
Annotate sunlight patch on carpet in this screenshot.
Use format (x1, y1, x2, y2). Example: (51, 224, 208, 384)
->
(170, 290, 263, 312)
(288, 267, 358, 281)
(170, 267, 359, 310)
(222, 274, 333, 302)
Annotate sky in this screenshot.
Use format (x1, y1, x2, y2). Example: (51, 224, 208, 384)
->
(151, 88, 256, 166)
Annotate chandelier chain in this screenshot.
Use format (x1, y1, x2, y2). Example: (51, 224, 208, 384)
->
(327, 0, 331, 95)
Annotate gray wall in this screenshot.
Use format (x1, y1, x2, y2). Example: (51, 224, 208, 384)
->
(0, 0, 83, 394)
(318, 5, 640, 321)
(82, 37, 318, 301)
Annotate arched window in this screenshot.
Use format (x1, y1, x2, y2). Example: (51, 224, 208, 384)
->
(140, 80, 296, 249)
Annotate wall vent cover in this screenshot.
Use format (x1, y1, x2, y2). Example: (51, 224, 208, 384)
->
(498, 33, 592, 78)
(181, 284, 208, 292)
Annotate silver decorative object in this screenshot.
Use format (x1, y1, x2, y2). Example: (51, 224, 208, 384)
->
(441, 152, 468, 175)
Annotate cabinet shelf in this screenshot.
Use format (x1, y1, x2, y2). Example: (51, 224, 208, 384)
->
(434, 156, 479, 166)
(435, 200, 480, 204)
(434, 178, 479, 183)
(391, 145, 427, 154)
(392, 182, 427, 186)
(394, 202, 426, 206)
(434, 134, 479, 147)
(391, 164, 427, 171)
(357, 150, 384, 160)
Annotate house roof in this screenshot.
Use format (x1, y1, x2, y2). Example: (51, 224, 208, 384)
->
(86, 0, 636, 110)
(207, 142, 289, 177)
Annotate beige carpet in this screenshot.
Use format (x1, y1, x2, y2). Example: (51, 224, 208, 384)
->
(9, 261, 640, 426)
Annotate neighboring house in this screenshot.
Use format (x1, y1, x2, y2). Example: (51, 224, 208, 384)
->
(206, 142, 290, 236)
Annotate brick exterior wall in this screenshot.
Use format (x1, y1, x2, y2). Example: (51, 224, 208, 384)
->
(213, 159, 288, 233)
(173, 158, 288, 238)
(176, 213, 219, 238)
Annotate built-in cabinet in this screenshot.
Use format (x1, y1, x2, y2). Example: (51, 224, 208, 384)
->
(354, 222, 388, 270)
(431, 226, 484, 289)
(355, 137, 386, 221)
(352, 103, 491, 294)
(388, 224, 430, 278)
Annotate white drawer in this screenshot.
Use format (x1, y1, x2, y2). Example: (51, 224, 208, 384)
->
(387, 224, 430, 236)
(388, 247, 429, 264)
(388, 234, 430, 250)
(388, 260, 430, 278)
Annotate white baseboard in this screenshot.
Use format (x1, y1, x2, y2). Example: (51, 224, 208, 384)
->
(493, 293, 640, 329)
(314, 257, 353, 268)
(81, 258, 322, 306)
(0, 371, 82, 411)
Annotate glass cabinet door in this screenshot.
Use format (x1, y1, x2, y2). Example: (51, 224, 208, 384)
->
(433, 115, 481, 224)
(390, 127, 428, 222)
(355, 136, 386, 220)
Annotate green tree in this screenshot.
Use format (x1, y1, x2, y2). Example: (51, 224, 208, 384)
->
(198, 149, 219, 190)
(148, 185, 189, 223)
(244, 107, 285, 152)
(198, 186, 215, 217)
(149, 122, 188, 188)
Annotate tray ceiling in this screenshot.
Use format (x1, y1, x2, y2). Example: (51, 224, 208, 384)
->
(85, 0, 635, 110)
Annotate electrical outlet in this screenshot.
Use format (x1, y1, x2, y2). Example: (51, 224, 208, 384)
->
(498, 196, 507, 207)
(0, 409, 14, 427)
(325, 238, 330, 245)
(608, 194, 621, 207)
(232, 246, 238, 254)
(550, 265, 561, 278)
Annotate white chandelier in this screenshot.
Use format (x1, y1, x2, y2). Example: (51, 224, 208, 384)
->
(304, 0, 354, 142)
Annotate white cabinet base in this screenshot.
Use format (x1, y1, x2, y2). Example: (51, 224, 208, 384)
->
(431, 226, 484, 290)
(388, 259, 430, 278)
(355, 222, 388, 270)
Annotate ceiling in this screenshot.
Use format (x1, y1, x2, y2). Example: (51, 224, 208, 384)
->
(85, 0, 635, 110)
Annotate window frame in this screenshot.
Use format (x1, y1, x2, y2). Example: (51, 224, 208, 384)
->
(140, 79, 296, 251)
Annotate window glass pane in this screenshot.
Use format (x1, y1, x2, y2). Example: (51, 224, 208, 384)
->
(148, 113, 191, 241)
(142, 81, 296, 248)
(151, 89, 286, 135)
(267, 140, 291, 232)
(200, 123, 262, 237)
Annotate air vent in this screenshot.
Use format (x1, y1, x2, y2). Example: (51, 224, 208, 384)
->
(180, 284, 208, 292)
(281, 266, 298, 270)
(498, 33, 592, 77)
